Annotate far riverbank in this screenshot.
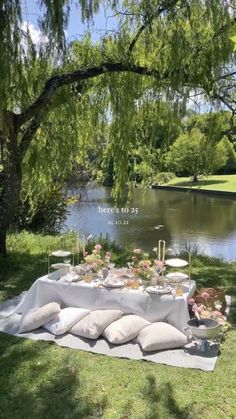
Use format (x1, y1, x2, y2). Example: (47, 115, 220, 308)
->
(153, 174, 236, 197)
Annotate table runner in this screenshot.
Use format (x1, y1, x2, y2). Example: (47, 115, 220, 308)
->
(14, 274, 196, 331)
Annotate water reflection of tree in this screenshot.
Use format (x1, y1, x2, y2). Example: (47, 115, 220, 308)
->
(166, 193, 236, 237)
(113, 189, 236, 250)
(68, 187, 236, 253)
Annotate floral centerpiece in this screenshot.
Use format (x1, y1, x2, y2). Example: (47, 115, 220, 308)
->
(83, 244, 112, 273)
(129, 249, 164, 283)
(188, 291, 228, 329)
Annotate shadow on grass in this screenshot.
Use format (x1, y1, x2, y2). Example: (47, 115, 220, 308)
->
(142, 374, 194, 419)
(0, 252, 47, 302)
(170, 180, 228, 188)
(0, 333, 107, 419)
(120, 374, 195, 419)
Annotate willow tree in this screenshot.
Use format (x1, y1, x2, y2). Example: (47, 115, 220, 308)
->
(0, 0, 236, 254)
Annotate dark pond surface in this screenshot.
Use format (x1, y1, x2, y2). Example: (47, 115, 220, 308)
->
(63, 186, 236, 261)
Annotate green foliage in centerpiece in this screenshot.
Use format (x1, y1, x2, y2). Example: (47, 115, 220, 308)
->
(83, 244, 112, 272)
(128, 248, 164, 282)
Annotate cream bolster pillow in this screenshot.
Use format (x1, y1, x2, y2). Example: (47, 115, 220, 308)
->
(43, 307, 90, 335)
(19, 302, 61, 333)
(103, 315, 150, 344)
(137, 322, 188, 352)
(70, 309, 123, 339)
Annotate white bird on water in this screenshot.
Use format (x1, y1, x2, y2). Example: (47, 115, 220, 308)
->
(154, 225, 164, 230)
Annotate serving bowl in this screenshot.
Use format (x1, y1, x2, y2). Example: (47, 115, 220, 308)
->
(186, 318, 221, 340)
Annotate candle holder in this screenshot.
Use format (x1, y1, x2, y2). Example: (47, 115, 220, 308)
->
(157, 240, 166, 279)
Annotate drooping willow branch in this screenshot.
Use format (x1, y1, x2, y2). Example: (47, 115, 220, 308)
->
(16, 62, 170, 129)
(127, 0, 180, 55)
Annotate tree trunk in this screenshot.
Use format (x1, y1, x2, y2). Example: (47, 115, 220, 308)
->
(193, 174, 198, 182)
(0, 228, 7, 256)
(0, 166, 22, 255)
(0, 165, 22, 255)
(0, 113, 22, 255)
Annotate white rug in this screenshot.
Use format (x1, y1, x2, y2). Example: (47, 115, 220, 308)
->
(0, 292, 223, 372)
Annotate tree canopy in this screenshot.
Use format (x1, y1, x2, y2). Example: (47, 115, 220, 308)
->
(0, 0, 236, 253)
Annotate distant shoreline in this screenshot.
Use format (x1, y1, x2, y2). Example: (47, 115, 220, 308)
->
(151, 184, 236, 198)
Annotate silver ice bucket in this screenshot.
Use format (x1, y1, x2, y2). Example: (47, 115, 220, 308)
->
(186, 318, 221, 340)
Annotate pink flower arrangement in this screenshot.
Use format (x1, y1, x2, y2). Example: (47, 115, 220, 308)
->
(188, 297, 226, 325)
(200, 291, 210, 300)
(188, 298, 195, 306)
(139, 260, 152, 269)
(154, 260, 164, 270)
(129, 249, 155, 281)
(212, 310, 222, 318)
(84, 244, 112, 272)
(94, 244, 102, 251)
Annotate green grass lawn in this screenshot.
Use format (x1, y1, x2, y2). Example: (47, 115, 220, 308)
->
(164, 174, 236, 192)
(1, 232, 236, 419)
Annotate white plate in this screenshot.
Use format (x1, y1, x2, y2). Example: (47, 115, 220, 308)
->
(165, 272, 188, 282)
(146, 285, 172, 295)
(165, 258, 188, 268)
(102, 280, 125, 288)
(51, 263, 71, 270)
(51, 250, 72, 257)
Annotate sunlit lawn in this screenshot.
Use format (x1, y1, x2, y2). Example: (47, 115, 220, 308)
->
(0, 233, 236, 418)
(165, 174, 236, 192)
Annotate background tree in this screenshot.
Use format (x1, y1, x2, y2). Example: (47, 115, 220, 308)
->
(165, 128, 228, 181)
(0, 0, 236, 254)
(96, 99, 182, 187)
(184, 112, 236, 145)
(218, 136, 236, 173)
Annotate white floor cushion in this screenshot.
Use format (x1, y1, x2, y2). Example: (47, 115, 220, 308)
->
(103, 315, 150, 344)
(70, 309, 123, 339)
(19, 302, 61, 333)
(137, 322, 188, 352)
(43, 307, 90, 335)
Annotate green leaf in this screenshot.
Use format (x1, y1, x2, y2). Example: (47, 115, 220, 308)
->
(230, 35, 236, 49)
(230, 35, 236, 44)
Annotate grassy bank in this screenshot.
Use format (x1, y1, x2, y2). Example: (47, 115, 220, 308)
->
(0, 232, 236, 418)
(164, 174, 236, 192)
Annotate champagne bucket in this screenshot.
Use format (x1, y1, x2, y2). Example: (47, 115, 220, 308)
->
(186, 318, 221, 340)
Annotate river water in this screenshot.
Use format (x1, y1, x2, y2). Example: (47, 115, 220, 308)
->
(63, 186, 236, 261)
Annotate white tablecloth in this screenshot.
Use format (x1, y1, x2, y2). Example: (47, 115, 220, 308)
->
(14, 274, 196, 331)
